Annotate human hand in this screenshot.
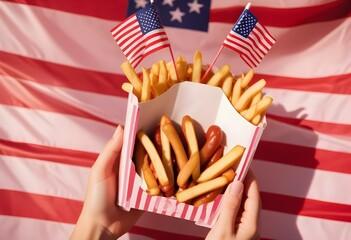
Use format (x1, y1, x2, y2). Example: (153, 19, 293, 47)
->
(206, 170, 261, 240)
(70, 125, 143, 240)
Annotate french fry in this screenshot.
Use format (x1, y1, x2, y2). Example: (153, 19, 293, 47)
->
(177, 152, 200, 187)
(162, 122, 188, 170)
(134, 139, 146, 176)
(142, 155, 161, 196)
(244, 96, 273, 122)
(151, 62, 160, 77)
(206, 65, 231, 86)
(137, 130, 169, 187)
(251, 114, 262, 125)
(241, 68, 254, 88)
(234, 79, 266, 112)
(176, 56, 187, 81)
(182, 115, 200, 180)
(166, 62, 178, 86)
(221, 75, 234, 99)
(121, 61, 142, 96)
(192, 50, 202, 83)
(231, 77, 242, 106)
(141, 67, 151, 102)
(160, 115, 174, 187)
(197, 145, 245, 183)
(250, 92, 263, 107)
(176, 176, 228, 203)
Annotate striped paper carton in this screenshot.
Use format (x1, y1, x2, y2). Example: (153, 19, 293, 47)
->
(118, 81, 266, 228)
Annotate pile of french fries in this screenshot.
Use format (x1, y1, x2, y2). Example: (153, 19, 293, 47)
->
(121, 50, 272, 126)
(134, 114, 245, 206)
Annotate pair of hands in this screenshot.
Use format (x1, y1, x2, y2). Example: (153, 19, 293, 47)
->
(70, 125, 260, 239)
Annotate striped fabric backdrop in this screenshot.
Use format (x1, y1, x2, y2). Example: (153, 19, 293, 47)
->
(1, 0, 350, 239)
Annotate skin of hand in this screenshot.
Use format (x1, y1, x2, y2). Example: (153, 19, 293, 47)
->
(70, 125, 143, 240)
(206, 170, 261, 240)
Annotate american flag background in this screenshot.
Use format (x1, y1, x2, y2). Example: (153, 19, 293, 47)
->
(1, 0, 351, 239)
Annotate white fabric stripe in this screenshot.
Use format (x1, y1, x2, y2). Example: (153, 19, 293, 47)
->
(1, 2, 350, 77)
(0, 155, 88, 201)
(252, 160, 351, 205)
(0, 105, 113, 153)
(261, 210, 351, 240)
(0, 216, 152, 240)
(264, 87, 351, 125)
(128, 45, 146, 63)
(0, 76, 128, 124)
(262, 118, 351, 154)
(0, 216, 75, 240)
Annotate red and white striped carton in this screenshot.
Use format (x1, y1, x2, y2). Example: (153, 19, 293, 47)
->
(118, 81, 266, 228)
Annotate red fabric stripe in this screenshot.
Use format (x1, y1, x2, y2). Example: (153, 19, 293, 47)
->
(0, 77, 117, 126)
(255, 140, 351, 174)
(0, 139, 97, 167)
(257, 73, 351, 95)
(0, 190, 204, 239)
(210, 1, 351, 27)
(115, 24, 140, 46)
(2, 188, 350, 228)
(261, 191, 351, 222)
(0, 51, 128, 97)
(129, 226, 205, 240)
(267, 114, 351, 137)
(0, 189, 82, 224)
(5, 0, 350, 27)
(2, 51, 350, 96)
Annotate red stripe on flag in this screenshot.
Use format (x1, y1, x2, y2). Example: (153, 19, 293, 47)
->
(256, 141, 351, 174)
(0, 139, 97, 167)
(261, 191, 351, 222)
(0, 51, 128, 97)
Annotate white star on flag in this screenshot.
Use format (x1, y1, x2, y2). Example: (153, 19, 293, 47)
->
(134, 0, 148, 9)
(170, 7, 185, 23)
(162, 0, 174, 7)
(188, 0, 203, 14)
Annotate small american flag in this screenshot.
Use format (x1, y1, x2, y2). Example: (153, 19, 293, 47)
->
(111, 4, 170, 68)
(223, 9, 276, 68)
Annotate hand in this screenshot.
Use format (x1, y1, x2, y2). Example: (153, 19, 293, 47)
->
(206, 170, 261, 240)
(70, 125, 143, 240)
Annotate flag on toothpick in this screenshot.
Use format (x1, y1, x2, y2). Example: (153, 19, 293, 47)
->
(111, 3, 170, 68)
(223, 4, 276, 68)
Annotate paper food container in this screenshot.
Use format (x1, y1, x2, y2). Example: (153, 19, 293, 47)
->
(118, 81, 266, 228)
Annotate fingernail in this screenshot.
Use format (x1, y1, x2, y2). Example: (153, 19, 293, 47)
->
(230, 180, 243, 196)
(113, 125, 123, 139)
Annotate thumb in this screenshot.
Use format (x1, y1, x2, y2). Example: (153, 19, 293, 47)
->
(216, 180, 244, 229)
(92, 125, 124, 181)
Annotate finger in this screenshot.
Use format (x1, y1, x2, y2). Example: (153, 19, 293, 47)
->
(241, 169, 261, 234)
(216, 180, 244, 230)
(92, 125, 124, 181)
